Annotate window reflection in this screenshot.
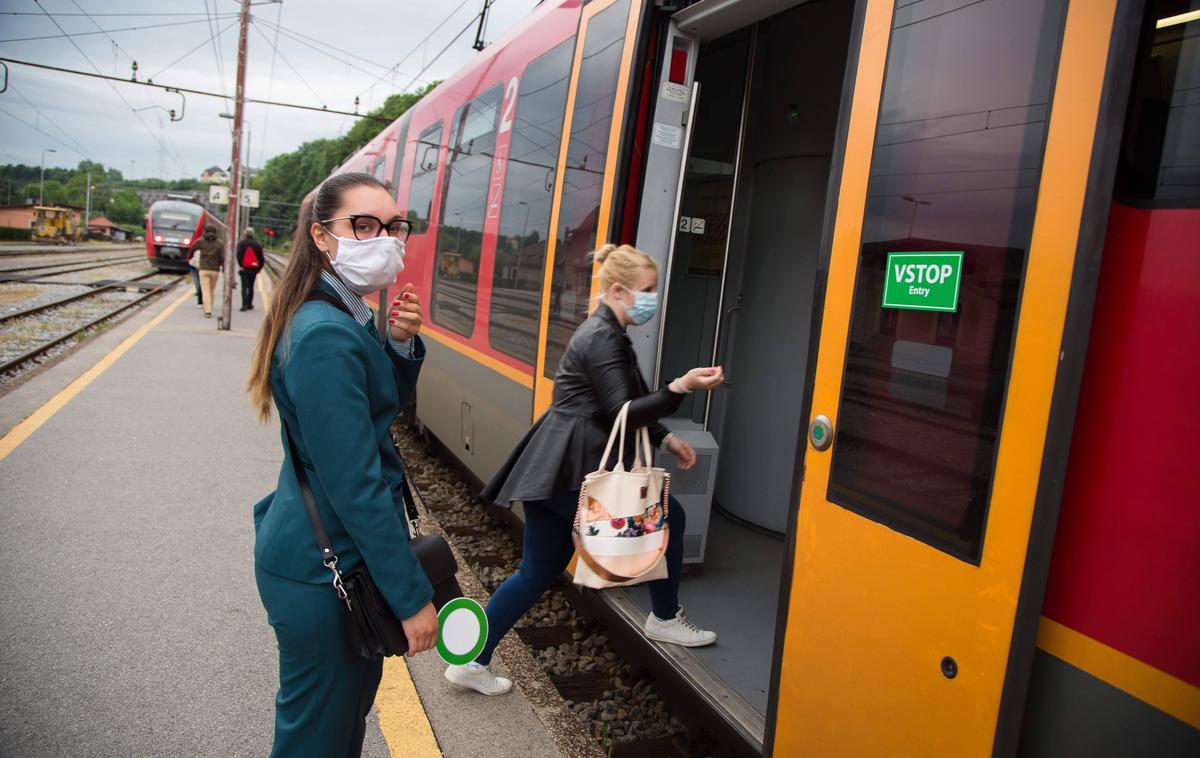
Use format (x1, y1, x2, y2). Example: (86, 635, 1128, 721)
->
(392, 119, 410, 199)
(543, 0, 631, 378)
(1115, 0, 1200, 207)
(828, 0, 1068, 561)
(431, 87, 503, 338)
(407, 121, 444, 235)
(490, 39, 575, 365)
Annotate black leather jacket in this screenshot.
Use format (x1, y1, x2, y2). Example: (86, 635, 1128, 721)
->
(482, 303, 684, 513)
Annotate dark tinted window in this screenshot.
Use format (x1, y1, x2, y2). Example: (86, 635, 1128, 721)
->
(1114, 0, 1200, 207)
(431, 87, 503, 337)
(543, 0, 631, 378)
(407, 121, 443, 235)
(392, 119, 410, 196)
(827, 0, 1068, 562)
(489, 40, 575, 365)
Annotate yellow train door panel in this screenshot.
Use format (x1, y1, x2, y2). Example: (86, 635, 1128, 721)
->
(773, 0, 1124, 754)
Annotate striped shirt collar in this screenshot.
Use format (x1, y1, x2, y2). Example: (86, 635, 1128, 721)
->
(318, 270, 373, 327)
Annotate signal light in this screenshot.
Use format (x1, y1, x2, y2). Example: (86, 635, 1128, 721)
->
(154, 235, 163, 243)
(182, 237, 191, 245)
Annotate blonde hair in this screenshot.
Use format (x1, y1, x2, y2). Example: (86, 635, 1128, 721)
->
(593, 244, 656, 294)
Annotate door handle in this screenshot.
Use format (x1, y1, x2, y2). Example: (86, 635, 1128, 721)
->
(717, 304, 741, 384)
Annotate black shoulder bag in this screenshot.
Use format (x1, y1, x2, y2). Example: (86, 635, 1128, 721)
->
(283, 289, 462, 662)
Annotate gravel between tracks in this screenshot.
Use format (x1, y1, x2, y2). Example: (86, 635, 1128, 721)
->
(392, 424, 701, 757)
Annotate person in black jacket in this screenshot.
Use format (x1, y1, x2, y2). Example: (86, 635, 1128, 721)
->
(237, 228, 264, 311)
(445, 244, 724, 696)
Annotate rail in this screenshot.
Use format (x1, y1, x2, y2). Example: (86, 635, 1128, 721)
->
(0, 276, 183, 376)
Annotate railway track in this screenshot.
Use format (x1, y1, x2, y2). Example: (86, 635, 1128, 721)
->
(394, 426, 723, 758)
(0, 275, 183, 377)
(0, 255, 147, 281)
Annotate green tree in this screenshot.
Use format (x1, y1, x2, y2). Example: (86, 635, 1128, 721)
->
(250, 83, 436, 233)
(108, 190, 146, 225)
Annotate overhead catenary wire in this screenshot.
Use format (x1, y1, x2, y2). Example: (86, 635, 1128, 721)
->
(248, 15, 435, 99)
(205, 0, 231, 103)
(0, 105, 90, 159)
(6, 83, 94, 159)
(147, 17, 240, 82)
(257, 0, 284, 174)
(247, 19, 327, 108)
(0, 17, 235, 44)
(30, 1, 189, 175)
(0, 57, 393, 123)
(67, 0, 190, 175)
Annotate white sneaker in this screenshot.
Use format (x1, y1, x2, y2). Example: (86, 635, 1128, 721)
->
(643, 608, 717, 647)
(444, 662, 512, 696)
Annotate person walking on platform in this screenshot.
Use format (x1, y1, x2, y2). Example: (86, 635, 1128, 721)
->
(246, 172, 436, 757)
(448, 244, 724, 697)
(187, 248, 202, 307)
(195, 222, 224, 318)
(237, 228, 264, 311)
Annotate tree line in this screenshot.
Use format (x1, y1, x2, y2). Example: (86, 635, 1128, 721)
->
(0, 160, 207, 227)
(248, 84, 435, 239)
(1, 82, 433, 234)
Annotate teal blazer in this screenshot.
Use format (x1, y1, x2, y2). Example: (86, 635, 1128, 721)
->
(253, 281, 433, 621)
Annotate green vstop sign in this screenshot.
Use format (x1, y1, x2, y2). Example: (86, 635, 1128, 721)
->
(882, 252, 964, 312)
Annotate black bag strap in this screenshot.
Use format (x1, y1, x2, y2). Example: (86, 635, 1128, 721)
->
(281, 419, 340, 569)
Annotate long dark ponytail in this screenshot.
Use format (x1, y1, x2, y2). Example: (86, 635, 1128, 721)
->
(246, 172, 390, 421)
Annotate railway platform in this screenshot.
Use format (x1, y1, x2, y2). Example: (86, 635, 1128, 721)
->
(0, 275, 592, 757)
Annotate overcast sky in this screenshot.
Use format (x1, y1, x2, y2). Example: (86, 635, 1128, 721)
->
(0, 0, 541, 180)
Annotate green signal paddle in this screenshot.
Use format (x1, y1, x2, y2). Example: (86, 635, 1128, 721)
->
(436, 597, 489, 665)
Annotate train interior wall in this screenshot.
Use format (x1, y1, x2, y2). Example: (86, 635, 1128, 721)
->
(629, 0, 855, 718)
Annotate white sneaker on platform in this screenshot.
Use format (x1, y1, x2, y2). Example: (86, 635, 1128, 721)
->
(643, 608, 717, 647)
(444, 662, 512, 696)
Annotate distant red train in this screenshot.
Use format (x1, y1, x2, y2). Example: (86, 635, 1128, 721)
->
(144, 196, 226, 272)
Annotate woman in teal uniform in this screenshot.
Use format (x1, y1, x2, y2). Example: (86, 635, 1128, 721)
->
(246, 172, 438, 756)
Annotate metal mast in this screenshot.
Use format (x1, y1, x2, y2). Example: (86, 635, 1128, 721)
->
(220, 0, 252, 330)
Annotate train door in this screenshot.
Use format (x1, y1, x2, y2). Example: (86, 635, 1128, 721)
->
(622, 0, 859, 745)
(771, 0, 1134, 754)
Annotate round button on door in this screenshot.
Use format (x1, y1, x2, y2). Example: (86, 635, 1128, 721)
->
(809, 415, 833, 451)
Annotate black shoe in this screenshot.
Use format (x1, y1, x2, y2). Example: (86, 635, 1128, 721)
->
(239, 306, 249, 312)
(205, 312, 212, 318)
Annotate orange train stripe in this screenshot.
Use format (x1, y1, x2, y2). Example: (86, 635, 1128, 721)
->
(420, 326, 534, 389)
(1036, 617, 1200, 730)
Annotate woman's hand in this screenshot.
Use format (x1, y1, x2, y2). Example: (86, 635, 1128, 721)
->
(673, 366, 724, 393)
(666, 436, 697, 470)
(388, 283, 422, 342)
(401, 601, 438, 655)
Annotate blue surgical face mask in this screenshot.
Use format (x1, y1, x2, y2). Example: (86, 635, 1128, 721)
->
(624, 289, 658, 326)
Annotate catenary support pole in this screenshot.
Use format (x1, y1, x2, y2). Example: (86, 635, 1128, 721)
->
(220, 0, 251, 330)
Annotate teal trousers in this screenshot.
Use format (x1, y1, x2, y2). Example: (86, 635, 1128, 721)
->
(256, 565, 383, 758)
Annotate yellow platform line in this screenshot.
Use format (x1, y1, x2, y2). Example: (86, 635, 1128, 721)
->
(376, 656, 442, 756)
(0, 288, 192, 462)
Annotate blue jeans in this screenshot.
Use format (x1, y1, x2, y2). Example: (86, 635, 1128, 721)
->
(476, 492, 686, 665)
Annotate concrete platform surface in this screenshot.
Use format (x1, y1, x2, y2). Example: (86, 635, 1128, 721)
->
(0, 276, 567, 757)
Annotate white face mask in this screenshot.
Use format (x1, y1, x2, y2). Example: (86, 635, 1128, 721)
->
(324, 233, 405, 295)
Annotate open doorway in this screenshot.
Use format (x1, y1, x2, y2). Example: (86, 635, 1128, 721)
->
(625, 0, 856, 724)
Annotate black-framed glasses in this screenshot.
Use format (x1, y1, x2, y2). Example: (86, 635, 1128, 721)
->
(321, 214, 413, 242)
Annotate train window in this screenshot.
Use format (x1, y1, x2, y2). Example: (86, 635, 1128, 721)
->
(1114, 0, 1200, 207)
(827, 0, 1069, 562)
(392, 119, 410, 198)
(542, 0, 632, 378)
(407, 121, 444, 235)
(430, 86, 504, 338)
(489, 39, 576, 365)
(373, 157, 387, 184)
